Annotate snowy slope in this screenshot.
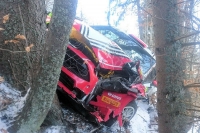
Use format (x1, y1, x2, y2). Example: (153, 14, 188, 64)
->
(130, 101, 157, 133)
(0, 80, 157, 133)
(0, 82, 199, 133)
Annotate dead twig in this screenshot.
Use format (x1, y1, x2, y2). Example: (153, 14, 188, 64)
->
(89, 126, 102, 133)
(18, 4, 32, 69)
(173, 31, 200, 42)
(0, 97, 12, 111)
(182, 42, 200, 47)
(137, 114, 148, 122)
(0, 48, 28, 53)
(0, 48, 41, 53)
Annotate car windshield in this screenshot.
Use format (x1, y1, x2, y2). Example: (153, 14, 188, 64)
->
(122, 46, 155, 74)
(97, 29, 138, 47)
(93, 27, 155, 75)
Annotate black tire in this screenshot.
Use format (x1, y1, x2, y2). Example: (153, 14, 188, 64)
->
(122, 100, 137, 122)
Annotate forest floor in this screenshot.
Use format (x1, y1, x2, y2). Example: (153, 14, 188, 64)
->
(0, 82, 199, 133)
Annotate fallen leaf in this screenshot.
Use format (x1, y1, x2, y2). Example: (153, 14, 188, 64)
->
(0, 76, 4, 83)
(4, 40, 19, 44)
(25, 46, 31, 52)
(15, 34, 26, 40)
(12, 40, 20, 44)
(4, 40, 8, 44)
(0, 28, 5, 31)
(25, 44, 34, 52)
(3, 14, 9, 24)
(29, 44, 34, 48)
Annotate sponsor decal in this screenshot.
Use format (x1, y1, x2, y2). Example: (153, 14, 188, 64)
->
(101, 96, 120, 107)
(108, 92, 121, 100)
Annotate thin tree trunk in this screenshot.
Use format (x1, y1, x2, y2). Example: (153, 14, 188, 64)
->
(107, 0, 112, 26)
(137, 0, 144, 40)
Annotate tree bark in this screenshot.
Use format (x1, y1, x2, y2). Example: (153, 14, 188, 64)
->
(0, 0, 77, 132)
(152, 0, 191, 133)
(42, 94, 64, 126)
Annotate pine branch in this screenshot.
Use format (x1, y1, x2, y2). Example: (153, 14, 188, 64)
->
(139, 4, 197, 31)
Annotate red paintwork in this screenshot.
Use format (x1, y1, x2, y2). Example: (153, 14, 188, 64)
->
(117, 113, 123, 126)
(58, 20, 145, 127)
(73, 20, 132, 71)
(73, 20, 82, 31)
(89, 91, 137, 126)
(60, 46, 98, 95)
(153, 80, 157, 87)
(127, 91, 137, 97)
(92, 47, 131, 70)
(90, 111, 103, 122)
(131, 84, 146, 97)
(129, 34, 148, 48)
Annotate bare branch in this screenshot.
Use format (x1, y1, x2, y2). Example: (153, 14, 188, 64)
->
(175, 0, 192, 5)
(184, 83, 200, 88)
(186, 108, 200, 112)
(182, 58, 200, 65)
(182, 42, 200, 47)
(139, 5, 196, 31)
(187, 119, 200, 124)
(179, 9, 200, 23)
(0, 48, 41, 53)
(117, 0, 137, 7)
(190, 104, 200, 109)
(173, 31, 200, 42)
(0, 48, 27, 53)
(18, 4, 32, 69)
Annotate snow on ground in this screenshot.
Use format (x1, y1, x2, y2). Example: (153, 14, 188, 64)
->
(37, 126, 67, 133)
(39, 100, 158, 133)
(0, 81, 199, 133)
(37, 100, 200, 133)
(0, 81, 158, 133)
(188, 122, 200, 133)
(131, 101, 157, 133)
(130, 100, 159, 133)
(0, 82, 30, 132)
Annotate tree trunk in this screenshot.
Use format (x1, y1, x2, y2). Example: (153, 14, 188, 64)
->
(0, 0, 77, 132)
(42, 94, 64, 126)
(152, 0, 190, 133)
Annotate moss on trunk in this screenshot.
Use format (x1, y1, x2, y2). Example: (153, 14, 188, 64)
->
(152, 0, 192, 133)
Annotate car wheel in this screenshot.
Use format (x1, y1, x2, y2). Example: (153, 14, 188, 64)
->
(122, 100, 137, 122)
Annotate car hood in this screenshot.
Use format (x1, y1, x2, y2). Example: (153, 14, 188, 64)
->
(70, 20, 132, 70)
